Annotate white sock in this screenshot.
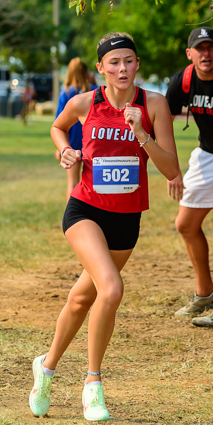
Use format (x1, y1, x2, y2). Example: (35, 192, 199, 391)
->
(42, 364, 55, 376)
(85, 380, 102, 386)
(42, 355, 55, 376)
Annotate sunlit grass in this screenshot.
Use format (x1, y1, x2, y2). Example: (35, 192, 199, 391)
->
(0, 116, 202, 272)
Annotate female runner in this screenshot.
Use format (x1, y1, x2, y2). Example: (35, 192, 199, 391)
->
(29, 31, 179, 421)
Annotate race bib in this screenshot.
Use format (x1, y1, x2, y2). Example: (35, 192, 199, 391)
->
(93, 156, 139, 194)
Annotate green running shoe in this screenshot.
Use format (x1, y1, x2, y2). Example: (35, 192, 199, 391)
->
(29, 355, 55, 417)
(82, 383, 110, 421)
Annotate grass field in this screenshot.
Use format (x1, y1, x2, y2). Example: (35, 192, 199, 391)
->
(0, 115, 201, 271)
(0, 116, 213, 425)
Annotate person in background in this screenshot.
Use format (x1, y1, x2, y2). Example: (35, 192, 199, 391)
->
(55, 58, 98, 203)
(17, 81, 36, 124)
(166, 27, 213, 326)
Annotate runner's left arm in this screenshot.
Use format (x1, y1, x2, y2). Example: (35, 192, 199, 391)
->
(50, 92, 92, 169)
(124, 95, 179, 181)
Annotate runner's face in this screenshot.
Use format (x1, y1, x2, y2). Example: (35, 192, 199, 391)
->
(186, 41, 213, 77)
(97, 48, 139, 89)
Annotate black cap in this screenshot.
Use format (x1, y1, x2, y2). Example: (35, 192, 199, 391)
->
(188, 27, 213, 48)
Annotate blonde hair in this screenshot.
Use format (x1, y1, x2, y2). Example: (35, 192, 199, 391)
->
(97, 32, 134, 50)
(64, 57, 90, 93)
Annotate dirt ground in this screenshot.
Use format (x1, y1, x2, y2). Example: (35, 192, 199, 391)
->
(1, 246, 213, 425)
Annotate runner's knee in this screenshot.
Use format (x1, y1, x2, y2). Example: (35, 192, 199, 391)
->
(175, 214, 186, 234)
(175, 214, 198, 237)
(67, 291, 95, 313)
(98, 279, 124, 309)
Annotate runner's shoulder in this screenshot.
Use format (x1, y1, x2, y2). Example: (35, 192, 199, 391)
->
(66, 90, 95, 115)
(145, 90, 168, 108)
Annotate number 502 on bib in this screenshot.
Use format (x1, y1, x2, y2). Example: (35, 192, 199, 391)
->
(93, 156, 139, 194)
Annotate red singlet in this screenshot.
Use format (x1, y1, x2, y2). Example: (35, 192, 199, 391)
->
(72, 86, 155, 213)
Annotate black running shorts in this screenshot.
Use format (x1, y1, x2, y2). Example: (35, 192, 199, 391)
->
(62, 197, 141, 250)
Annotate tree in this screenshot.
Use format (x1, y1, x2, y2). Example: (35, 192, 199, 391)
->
(0, 0, 56, 74)
(64, 0, 212, 79)
(1, 0, 212, 82)
(67, 0, 163, 15)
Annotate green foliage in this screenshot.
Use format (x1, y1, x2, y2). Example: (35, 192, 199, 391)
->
(0, 0, 56, 73)
(67, 0, 165, 15)
(63, 0, 212, 79)
(0, 0, 212, 79)
(68, 0, 96, 15)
